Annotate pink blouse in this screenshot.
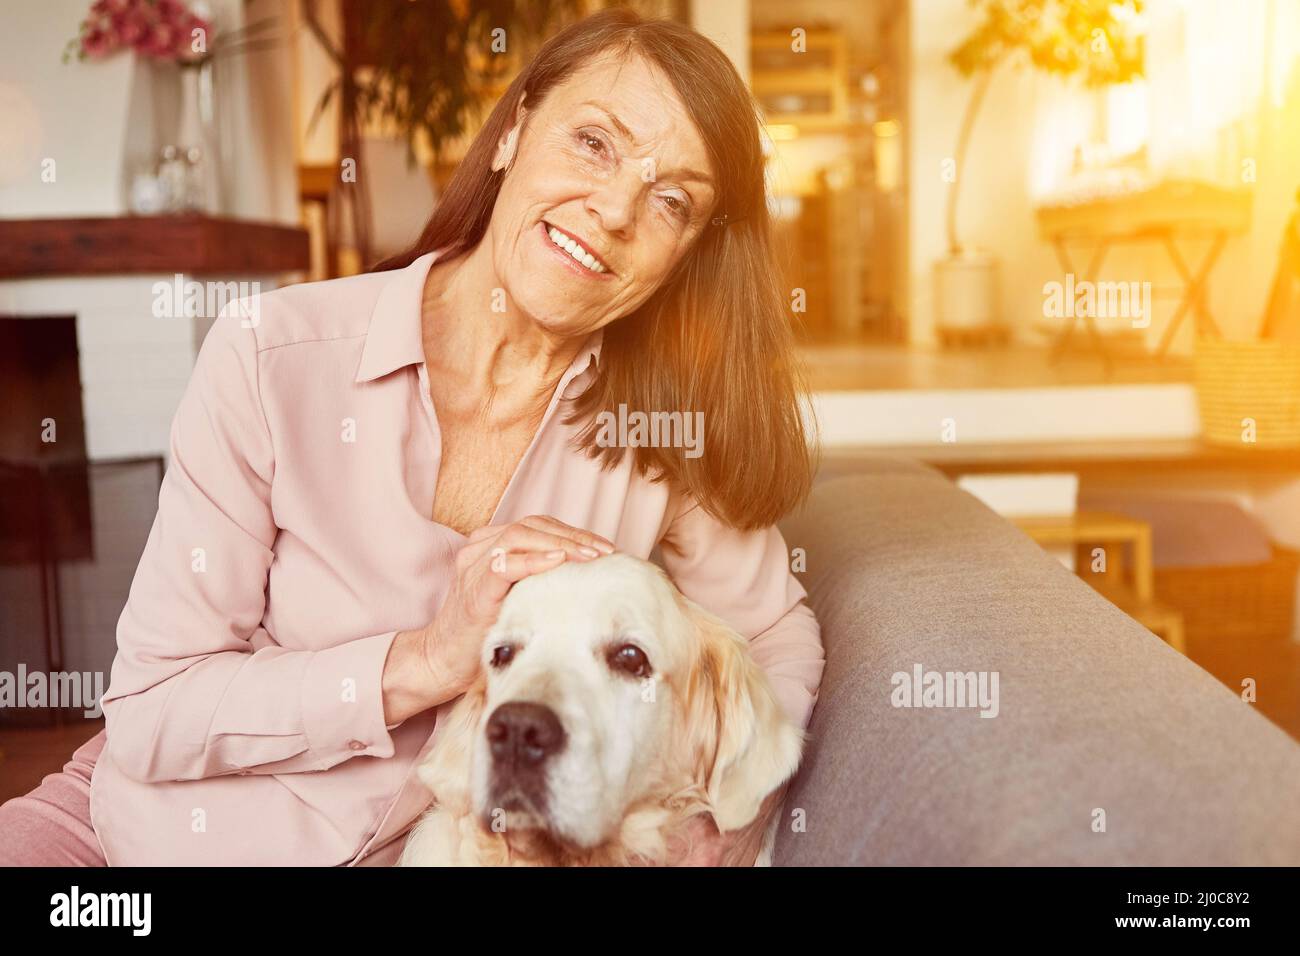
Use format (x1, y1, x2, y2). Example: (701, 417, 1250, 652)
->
(91, 251, 825, 866)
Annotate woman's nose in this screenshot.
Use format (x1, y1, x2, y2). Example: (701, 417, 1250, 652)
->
(584, 166, 643, 236)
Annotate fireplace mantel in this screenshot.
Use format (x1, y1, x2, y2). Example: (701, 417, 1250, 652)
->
(0, 215, 311, 279)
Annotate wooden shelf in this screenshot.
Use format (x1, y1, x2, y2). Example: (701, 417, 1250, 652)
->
(0, 216, 311, 279)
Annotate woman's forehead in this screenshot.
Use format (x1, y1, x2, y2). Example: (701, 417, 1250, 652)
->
(542, 50, 708, 157)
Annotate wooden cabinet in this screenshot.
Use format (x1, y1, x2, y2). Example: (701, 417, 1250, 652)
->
(750, 29, 849, 131)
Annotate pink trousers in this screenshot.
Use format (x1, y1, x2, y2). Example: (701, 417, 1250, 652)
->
(0, 729, 107, 866)
(0, 729, 404, 866)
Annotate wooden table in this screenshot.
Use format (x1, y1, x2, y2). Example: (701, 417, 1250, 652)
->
(1013, 510, 1186, 654)
(1036, 180, 1253, 367)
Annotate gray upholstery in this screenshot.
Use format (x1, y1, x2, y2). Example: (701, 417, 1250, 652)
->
(773, 457, 1300, 865)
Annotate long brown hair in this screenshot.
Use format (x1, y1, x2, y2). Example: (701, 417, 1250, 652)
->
(375, 8, 819, 531)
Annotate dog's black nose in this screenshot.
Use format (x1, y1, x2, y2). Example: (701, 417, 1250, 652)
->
(487, 702, 566, 767)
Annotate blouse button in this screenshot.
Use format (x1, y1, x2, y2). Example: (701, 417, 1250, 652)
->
(348, 740, 366, 751)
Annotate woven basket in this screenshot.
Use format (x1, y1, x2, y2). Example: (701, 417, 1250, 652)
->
(1195, 339, 1300, 448)
(1155, 547, 1300, 644)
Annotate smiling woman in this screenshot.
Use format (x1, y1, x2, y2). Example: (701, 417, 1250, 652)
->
(0, 8, 825, 869)
(377, 9, 818, 532)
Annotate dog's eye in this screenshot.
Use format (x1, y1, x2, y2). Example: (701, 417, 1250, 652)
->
(607, 643, 651, 679)
(490, 644, 517, 669)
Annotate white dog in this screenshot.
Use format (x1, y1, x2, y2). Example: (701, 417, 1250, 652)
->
(398, 552, 804, 866)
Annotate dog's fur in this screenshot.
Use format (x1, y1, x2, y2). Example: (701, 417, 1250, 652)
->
(398, 553, 803, 866)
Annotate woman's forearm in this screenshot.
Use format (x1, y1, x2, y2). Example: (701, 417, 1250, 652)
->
(102, 631, 403, 783)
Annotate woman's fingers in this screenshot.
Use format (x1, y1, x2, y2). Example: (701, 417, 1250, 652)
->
(459, 528, 595, 568)
(473, 548, 569, 605)
(461, 515, 615, 564)
(515, 515, 616, 554)
(494, 525, 607, 559)
(466, 525, 502, 544)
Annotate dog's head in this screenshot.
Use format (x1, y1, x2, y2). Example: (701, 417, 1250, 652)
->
(431, 552, 802, 857)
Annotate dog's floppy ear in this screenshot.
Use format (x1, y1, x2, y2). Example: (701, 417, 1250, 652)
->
(684, 603, 804, 833)
(416, 674, 489, 803)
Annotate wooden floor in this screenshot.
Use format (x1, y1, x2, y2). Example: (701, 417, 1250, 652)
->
(0, 719, 102, 804)
(1190, 633, 1300, 743)
(798, 339, 1195, 391)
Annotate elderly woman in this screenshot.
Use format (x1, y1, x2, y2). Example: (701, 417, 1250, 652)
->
(0, 8, 823, 866)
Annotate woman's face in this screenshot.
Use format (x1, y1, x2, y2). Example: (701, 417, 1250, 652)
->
(483, 50, 718, 338)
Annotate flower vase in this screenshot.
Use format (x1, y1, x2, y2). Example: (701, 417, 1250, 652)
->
(175, 61, 222, 214)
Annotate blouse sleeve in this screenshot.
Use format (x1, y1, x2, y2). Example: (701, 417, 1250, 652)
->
(100, 304, 399, 783)
(656, 496, 825, 730)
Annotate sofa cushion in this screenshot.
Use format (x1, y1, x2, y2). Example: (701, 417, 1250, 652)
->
(774, 466, 1300, 865)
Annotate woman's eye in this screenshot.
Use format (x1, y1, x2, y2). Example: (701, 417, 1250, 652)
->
(661, 194, 689, 219)
(580, 132, 607, 155)
(607, 643, 652, 679)
(490, 644, 517, 669)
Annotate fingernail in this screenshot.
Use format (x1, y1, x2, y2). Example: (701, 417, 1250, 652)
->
(579, 546, 600, 558)
(596, 541, 615, 554)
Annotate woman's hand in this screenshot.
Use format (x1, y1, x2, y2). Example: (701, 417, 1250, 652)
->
(382, 516, 615, 725)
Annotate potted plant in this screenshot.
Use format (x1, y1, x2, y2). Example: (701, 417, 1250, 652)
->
(301, 0, 583, 267)
(938, 0, 1145, 343)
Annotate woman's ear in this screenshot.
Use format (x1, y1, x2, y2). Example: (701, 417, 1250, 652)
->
(685, 603, 805, 833)
(490, 96, 529, 173)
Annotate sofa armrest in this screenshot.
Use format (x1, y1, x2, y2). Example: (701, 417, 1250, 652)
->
(774, 465, 1300, 865)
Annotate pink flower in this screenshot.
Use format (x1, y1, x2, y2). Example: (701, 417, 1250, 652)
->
(81, 27, 114, 58)
(141, 22, 177, 60)
(72, 0, 216, 65)
(115, 11, 145, 46)
(157, 0, 188, 20)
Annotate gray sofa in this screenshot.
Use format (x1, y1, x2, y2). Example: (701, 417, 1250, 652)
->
(773, 455, 1300, 865)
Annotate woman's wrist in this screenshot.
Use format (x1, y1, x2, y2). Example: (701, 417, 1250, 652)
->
(381, 624, 468, 725)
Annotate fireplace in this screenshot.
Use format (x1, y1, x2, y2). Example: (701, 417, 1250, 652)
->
(0, 316, 162, 727)
(0, 214, 310, 727)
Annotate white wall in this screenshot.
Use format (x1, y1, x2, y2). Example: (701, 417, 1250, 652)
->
(0, 0, 136, 215)
(691, 0, 750, 83)
(907, 0, 1065, 348)
(0, 0, 301, 460)
(0, 0, 297, 221)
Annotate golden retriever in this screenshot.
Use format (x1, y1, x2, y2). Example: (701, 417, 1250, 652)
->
(398, 552, 803, 866)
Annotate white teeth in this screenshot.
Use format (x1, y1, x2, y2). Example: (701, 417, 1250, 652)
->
(546, 225, 606, 273)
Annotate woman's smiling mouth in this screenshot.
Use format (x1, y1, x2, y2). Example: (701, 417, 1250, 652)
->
(541, 221, 613, 276)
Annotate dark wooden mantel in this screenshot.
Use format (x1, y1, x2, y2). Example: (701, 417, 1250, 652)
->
(0, 215, 311, 278)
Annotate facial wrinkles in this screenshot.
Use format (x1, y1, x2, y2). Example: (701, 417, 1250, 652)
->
(492, 55, 716, 330)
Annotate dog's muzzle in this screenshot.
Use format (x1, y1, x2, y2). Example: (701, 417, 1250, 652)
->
(484, 701, 567, 816)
